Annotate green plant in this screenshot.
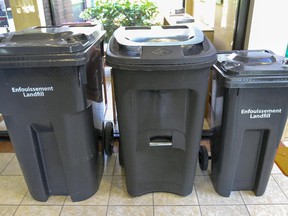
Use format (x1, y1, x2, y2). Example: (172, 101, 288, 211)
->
(80, 0, 160, 41)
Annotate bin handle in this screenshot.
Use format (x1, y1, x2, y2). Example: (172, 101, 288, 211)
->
(114, 25, 204, 47)
(150, 136, 172, 147)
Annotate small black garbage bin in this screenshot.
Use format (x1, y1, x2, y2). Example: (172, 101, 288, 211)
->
(106, 25, 216, 196)
(210, 50, 288, 197)
(0, 25, 106, 202)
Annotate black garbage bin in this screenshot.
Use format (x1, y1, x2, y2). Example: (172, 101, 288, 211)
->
(209, 50, 288, 197)
(0, 25, 106, 202)
(106, 25, 216, 196)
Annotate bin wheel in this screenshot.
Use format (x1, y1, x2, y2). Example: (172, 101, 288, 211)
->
(199, 145, 209, 171)
(104, 122, 114, 156)
(118, 138, 124, 167)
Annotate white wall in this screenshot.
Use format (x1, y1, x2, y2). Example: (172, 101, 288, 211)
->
(247, 0, 288, 55)
(193, 0, 216, 27)
(154, 0, 183, 16)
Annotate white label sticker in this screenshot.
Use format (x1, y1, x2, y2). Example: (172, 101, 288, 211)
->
(11, 86, 54, 98)
(241, 108, 282, 119)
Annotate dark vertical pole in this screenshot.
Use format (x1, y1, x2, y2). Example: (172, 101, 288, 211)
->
(232, 0, 250, 50)
(48, 0, 56, 26)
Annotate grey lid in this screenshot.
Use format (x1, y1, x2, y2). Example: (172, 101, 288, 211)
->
(0, 25, 105, 55)
(106, 25, 217, 70)
(0, 25, 106, 68)
(215, 50, 288, 88)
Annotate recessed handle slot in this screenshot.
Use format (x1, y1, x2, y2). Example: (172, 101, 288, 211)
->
(150, 136, 172, 147)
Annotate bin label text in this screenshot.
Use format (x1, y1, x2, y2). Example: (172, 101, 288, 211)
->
(11, 86, 54, 98)
(241, 108, 282, 119)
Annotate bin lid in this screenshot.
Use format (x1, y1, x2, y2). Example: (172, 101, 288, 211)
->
(0, 24, 105, 67)
(215, 50, 288, 88)
(106, 25, 217, 70)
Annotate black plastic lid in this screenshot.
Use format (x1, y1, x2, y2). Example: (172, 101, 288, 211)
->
(215, 50, 288, 88)
(0, 25, 106, 68)
(106, 25, 217, 70)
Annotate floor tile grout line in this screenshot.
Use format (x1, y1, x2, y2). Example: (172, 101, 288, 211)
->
(13, 190, 29, 216)
(245, 203, 288, 206)
(193, 178, 202, 215)
(19, 190, 29, 205)
(199, 203, 259, 206)
(61, 204, 109, 207)
(106, 154, 117, 216)
(152, 192, 155, 216)
(197, 190, 205, 215)
(20, 204, 66, 206)
(112, 153, 117, 177)
(153, 205, 202, 207)
(0, 153, 15, 175)
(62, 195, 69, 207)
(107, 204, 154, 206)
(240, 191, 252, 216)
(12, 205, 18, 216)
(0, 174, 23, 177)
(238, 188, 247, 206)
(59, 202, 65, 216)
(271, 173, 288, 200)
(0, 204, 19, 206)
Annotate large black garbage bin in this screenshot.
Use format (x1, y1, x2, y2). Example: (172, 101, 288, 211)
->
(106, 25, 216, 196)
(0, 25, 106, 202)
(210, 50, 288, 197)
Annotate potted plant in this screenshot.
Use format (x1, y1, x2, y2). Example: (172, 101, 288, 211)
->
(80, 0, 160, 42)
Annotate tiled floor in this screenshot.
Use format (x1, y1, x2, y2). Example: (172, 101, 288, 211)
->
(0, 151, 288, 216)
